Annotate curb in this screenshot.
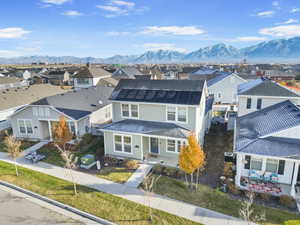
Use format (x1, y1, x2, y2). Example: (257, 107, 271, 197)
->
(0, 180, 116, 225)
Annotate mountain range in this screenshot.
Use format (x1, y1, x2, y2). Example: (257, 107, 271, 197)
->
(2, 37, 300, 64)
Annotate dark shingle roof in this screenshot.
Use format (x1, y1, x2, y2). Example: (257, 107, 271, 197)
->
(238, 78, 299, 97)
(32, 86, 113, 120)
(110, 79, 205, 105)
(101, 119, 191, 139)
(235, 100, 300, 157)
(73, 66, 111, 79)
(205, 96, 214, 114)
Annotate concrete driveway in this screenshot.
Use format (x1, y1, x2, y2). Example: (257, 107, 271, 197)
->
(0, 189, 84, 225)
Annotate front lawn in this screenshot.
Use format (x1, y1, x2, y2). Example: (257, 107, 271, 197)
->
(146, 175, 300, 225)
(96, 167, 135, 184)
(0, 161, 200, 225)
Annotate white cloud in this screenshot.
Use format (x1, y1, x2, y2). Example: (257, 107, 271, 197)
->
(234, 36, 268, 42)
(143, 43, 187, 52)
(62, 10, 83, 16)
(276, 18, 298, 25)
(97, 0, 146, 17)
(290, 8, 300, 13)
(105, 31, 130, 36)
(255, 10, 275, 17)
(141, 26, 205, 36)
(41, 0, 71, 5)
(0, 27, 31, 39)
(272, 1, 279, 7)
(259, 25, 300, 37)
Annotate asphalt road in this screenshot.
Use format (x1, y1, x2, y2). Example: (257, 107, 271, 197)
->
(0, 189, 84, 225)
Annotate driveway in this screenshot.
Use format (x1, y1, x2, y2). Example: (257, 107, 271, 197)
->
(0, 188, 84, 225)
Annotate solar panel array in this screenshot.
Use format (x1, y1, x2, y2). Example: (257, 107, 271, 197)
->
(115, 88, 202, 105)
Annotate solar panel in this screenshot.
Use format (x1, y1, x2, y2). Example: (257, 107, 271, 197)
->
(127, 89, 138, 99)
(136, 90, 147, 100)
(118, 89, 129, 99)
(166, 91, 176, 99)
(156, 90, 166, 99)
(145, 90, 156, 100)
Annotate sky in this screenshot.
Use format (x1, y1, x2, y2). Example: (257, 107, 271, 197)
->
(1, 0, 300, 58)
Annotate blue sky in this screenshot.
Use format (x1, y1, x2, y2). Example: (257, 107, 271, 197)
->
(1, 0, 300, 57)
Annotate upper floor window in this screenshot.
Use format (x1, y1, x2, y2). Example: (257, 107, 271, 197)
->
(77, 78, 89, 85)
(121, 104, 138, 118)
(246, 98, 252, 109)
(167, 106, 187, 123)
(257, 98, 262, 110)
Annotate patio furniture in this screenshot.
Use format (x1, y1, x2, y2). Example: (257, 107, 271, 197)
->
(249, 170, 262, 181)
(25, 152, 46, 163)
(270, 173, 279, 183)
(80, 154, 97, 169)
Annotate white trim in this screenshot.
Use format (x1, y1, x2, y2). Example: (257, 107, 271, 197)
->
(149, 137, 160, 154)
(238, 95, 300, 99)
(166, 138, 187, 154)
(17, 119, 34, 137)
(113, 134, 133, 154)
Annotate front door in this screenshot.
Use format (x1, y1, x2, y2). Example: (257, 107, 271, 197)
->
(150, 137, 159, 154)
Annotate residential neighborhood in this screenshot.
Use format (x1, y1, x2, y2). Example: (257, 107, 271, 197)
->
(2, 0, 300, 225)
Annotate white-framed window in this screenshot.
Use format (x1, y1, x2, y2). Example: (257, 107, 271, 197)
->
(77, 78, 89, 85)
(266, 159, 278, 173)
(114, 135, 132, 153)
(250, 158, 262, 171)
(167, 139, 187, 153)
(18, 119, 33, 136)
(166, 106, 187, 123)
(67, 121, 76, 134)
(121, 104, 138, 118)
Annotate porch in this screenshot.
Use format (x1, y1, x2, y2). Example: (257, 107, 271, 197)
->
(39, 119, 78, 140)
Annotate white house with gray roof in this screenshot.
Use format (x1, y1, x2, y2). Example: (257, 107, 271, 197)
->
(100, 79, 211, 167)
(234, 100, 300, 201)
(9, 86, 113, 141)
(237, 78, 300, 117)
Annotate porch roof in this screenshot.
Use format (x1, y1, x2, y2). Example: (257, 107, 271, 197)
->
(101, 119, 191, 139)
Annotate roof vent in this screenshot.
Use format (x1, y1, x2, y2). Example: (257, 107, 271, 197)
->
(91, 104, 97, 107)
(98, 100, 103, 104)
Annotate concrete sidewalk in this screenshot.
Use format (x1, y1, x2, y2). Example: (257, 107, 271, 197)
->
(21, 141, 49, 156)
(125, 164, 153, 188)
(0, 152, 253, 225)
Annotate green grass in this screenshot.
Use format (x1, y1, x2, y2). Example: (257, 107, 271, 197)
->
(0, 161, 201, 225)
(97, 167, 135, 184)
(37, 144, 65, 167)
(148, 175, 300, 225)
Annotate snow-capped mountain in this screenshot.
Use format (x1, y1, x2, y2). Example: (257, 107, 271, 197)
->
(2, 37, 300, 64)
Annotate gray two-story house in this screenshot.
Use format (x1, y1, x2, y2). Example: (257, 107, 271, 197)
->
(101, 79, 210, 167)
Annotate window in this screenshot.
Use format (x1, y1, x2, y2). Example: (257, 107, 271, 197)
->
(121, 104, 138, 118)
(114, 135, 132, 153)
(250, 158, 262, 171)
(246, 98, 252, 109)
(167, 139, 186, 153)
(244, 155, 251, 169)
(167, 139, 176, 152)
(177, 107, 187, 122)
(77, 78, 89, 85)
(257, 98, 262, 110)
(18, 119, 33, 136)
(167, 106, 187, 123)
(218, 93, 221, 98)
(278, 160, 285, 175)
(67, 121, 76, 134)
(266, 159, 278, 173)
(33, 107, 50, 117)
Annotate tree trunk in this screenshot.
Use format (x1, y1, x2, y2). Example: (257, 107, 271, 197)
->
(196, 168, 199, 191)
(190, 172, 193, 190)
(69, 168, 77, 195)
(14, 158, 19, 177)
(184, 173, 188, 187)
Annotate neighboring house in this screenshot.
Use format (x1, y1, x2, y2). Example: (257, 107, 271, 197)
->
(10, 86, 113, 141)
(96, 77, 119, 88)
(188, 68, 218, 80)
(73, 65, 112, 89)
(41, 70, 71, 85)
(100, 79, 210, 167)
(237, 78, 300, 117)
(207, 72, 247, 105)
(0, 77, 29, 90)
(112, 67, 146, 80)
(0, 84, 67, 123)
(234, 100, 300, 199)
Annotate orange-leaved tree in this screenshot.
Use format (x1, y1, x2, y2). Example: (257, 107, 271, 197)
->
(52, 116, 78, 195)
(179, 133, 205, 190)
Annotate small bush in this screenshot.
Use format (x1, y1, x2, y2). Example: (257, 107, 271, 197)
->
(164, 167, 178, 177)
(99, 167, 113, 175)
(152, 164, 164, 174)
(228, 183, 240, 195)
(124, 160, 139, 170)
(279, 195, 295, 208)
(81, 133, 94, 146)
(260, 193, 271, 201)
(223, 162, 233, 178)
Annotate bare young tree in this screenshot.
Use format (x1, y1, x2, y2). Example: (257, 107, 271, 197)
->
(143, 173, 161, 221)
(239, 192, 266, 225)
(4, 135, 22, 176)
(52, 116, 78, 195)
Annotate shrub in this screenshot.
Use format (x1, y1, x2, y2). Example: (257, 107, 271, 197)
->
(279, 195, 295, 208)
(124, 160, 139, 170)
(223, 162, 233, 178)
(152, 164, 164, 174)
(228, 183, 240, 195)
(164, 167, 178, 177)
(260, 193, 271, 201)
(99, 167, 113, 175)
(81, 133, 94, 146)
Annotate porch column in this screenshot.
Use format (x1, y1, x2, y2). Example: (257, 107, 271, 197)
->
(235, 154, 242, 186)
(291, 162, 299, 197)
(48, 120, 52, 140)
(75, 121, 79, 138)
